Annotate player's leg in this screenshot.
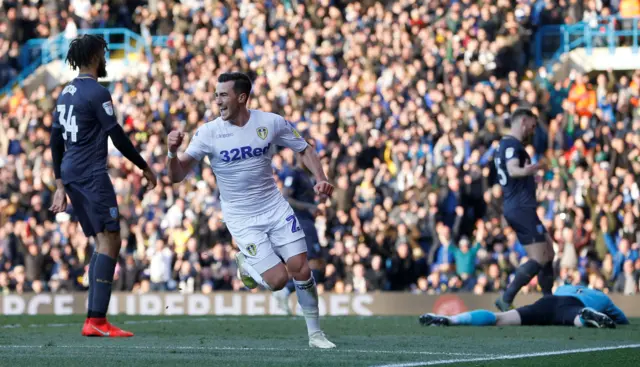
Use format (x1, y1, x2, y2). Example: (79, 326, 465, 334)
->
(277, 243, 335, 348)
(419, 309, 498, 327)
(577, 308, 616, 329)
(68, 174, 132, 337)
(258, 261, 290, 291)
(234, 241, 287, 291)
(553, 296, 617, 328)
(514, 295, 559, 326)
(91, 231, 120, 316)
(226, 215, 287, 291)
(273, 220, 322, 315)
(269, 204, 335, 348)
(536, 233, 555, 294)
(494, 310, 524, 325)
(497, 211, 554, 311)
(65, 179, 98, 318)
(273, 277, 296, 315)
(494, 296, 613, 327)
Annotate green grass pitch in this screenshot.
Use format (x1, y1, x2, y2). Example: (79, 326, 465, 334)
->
(1, 315, 639, 366)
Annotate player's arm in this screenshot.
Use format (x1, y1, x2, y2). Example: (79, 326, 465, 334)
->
(285, 194, 316, 213)
(283, 175, 316, 213)
(49, 108, 68, 213)
(93, 88, 156, 187)
(606, 301, 630, 325)
(273, 117, 334, 196)
(506, 157, 540, 178)
(167, 129, 205, 183)
(50, 123, 65, 189)
(299, 147, 330, 186)
(107, 126, 148, 170)
(167, 152, 199, 183)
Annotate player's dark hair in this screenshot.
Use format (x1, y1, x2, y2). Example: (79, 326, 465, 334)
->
(218, 72, 252, 97)
(510, 108, 536, 125)
(65, 34, 108, 70)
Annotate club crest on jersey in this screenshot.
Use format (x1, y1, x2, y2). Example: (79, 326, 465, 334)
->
(62, 85, 77, 95)
(246, 243, 257, 256)
(256, 127, 268, 140)
(102, 101, 114, 116)
(109, 207, 118, 219)
(506, 147, 514, 159)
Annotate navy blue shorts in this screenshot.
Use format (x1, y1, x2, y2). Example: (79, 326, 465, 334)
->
(517, 295, 585, 326)
(65, 173, 120, 237)
(504, 207, 547, 245)
(299, 218, 321, 260)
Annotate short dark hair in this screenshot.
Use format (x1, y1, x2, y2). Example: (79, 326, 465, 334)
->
(218, 72, 252, 97)
(510, 107, 536, 125)
(65, 34, 108, 70)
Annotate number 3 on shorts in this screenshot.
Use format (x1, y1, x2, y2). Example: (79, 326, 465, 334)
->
(286, 215, 300, 233)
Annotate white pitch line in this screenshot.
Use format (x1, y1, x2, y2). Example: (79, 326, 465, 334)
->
(0, 344, 487, 357)
(370, 344, 640, 367)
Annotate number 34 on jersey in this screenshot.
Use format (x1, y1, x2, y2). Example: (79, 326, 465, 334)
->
(57, 104, 79, 142)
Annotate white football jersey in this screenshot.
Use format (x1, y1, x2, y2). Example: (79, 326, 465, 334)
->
(185, 109, 308, 218)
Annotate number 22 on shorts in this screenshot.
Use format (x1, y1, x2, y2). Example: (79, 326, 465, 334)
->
(286, 215, 300, 233)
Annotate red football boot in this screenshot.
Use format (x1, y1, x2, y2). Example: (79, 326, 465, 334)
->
(81, 318, 134, 337)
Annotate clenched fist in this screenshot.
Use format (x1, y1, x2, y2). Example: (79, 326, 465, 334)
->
(314, 180, 334, 197)
(167, 130, 185, 153)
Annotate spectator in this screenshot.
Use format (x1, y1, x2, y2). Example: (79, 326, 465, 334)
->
(614, 259, 639, 295)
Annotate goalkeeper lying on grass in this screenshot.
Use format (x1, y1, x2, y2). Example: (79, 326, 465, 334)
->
(420, 285, 629, 328)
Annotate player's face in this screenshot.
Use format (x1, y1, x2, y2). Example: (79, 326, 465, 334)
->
(522, 116, 537, 139)
(216, 81, 245, 121)
(97, 49, 107, 78)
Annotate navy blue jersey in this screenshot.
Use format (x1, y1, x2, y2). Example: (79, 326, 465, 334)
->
(494, 136, 537, 212)
(53, 76, 118, 184)
(555, 285, 629, 324)
(283, 167, 316, 223)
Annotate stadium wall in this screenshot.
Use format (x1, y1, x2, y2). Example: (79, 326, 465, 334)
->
(2, 293, 640, 317)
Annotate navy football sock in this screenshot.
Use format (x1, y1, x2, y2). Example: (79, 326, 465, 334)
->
(91, 253, 117, 318)
(503, 260, 541, 304)
(87, 253, 97, 318)
(311, 269, 324, 284)
(537, 261, 554, 295)
(285, 279, 296, 294)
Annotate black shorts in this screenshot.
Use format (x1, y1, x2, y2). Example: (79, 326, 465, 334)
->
(504, 207, 547, 245)
(65, 173, 120, 237)
(517, 295, 585, 326)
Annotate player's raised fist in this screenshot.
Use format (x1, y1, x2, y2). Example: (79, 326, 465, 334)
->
(167, 130, 185, 153)
(314, 180, 334, 197)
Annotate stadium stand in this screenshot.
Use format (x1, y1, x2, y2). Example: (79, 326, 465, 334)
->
(0, 0, 639, 298)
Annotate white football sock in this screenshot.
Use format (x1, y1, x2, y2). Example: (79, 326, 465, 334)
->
(294, 276, 321, 336)
(275, 286, 292, 298)
(574, 315, 584, 327)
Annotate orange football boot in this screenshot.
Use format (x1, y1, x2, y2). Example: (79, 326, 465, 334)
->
(81, 318, 134, 337)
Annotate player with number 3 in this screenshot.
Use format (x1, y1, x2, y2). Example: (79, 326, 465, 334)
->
(493, 108, 554, 312)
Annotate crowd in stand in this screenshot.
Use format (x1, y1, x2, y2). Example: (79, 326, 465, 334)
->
(1, 0, 639, 297)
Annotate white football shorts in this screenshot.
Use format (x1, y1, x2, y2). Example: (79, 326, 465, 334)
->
(224, 200, 307, 274)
